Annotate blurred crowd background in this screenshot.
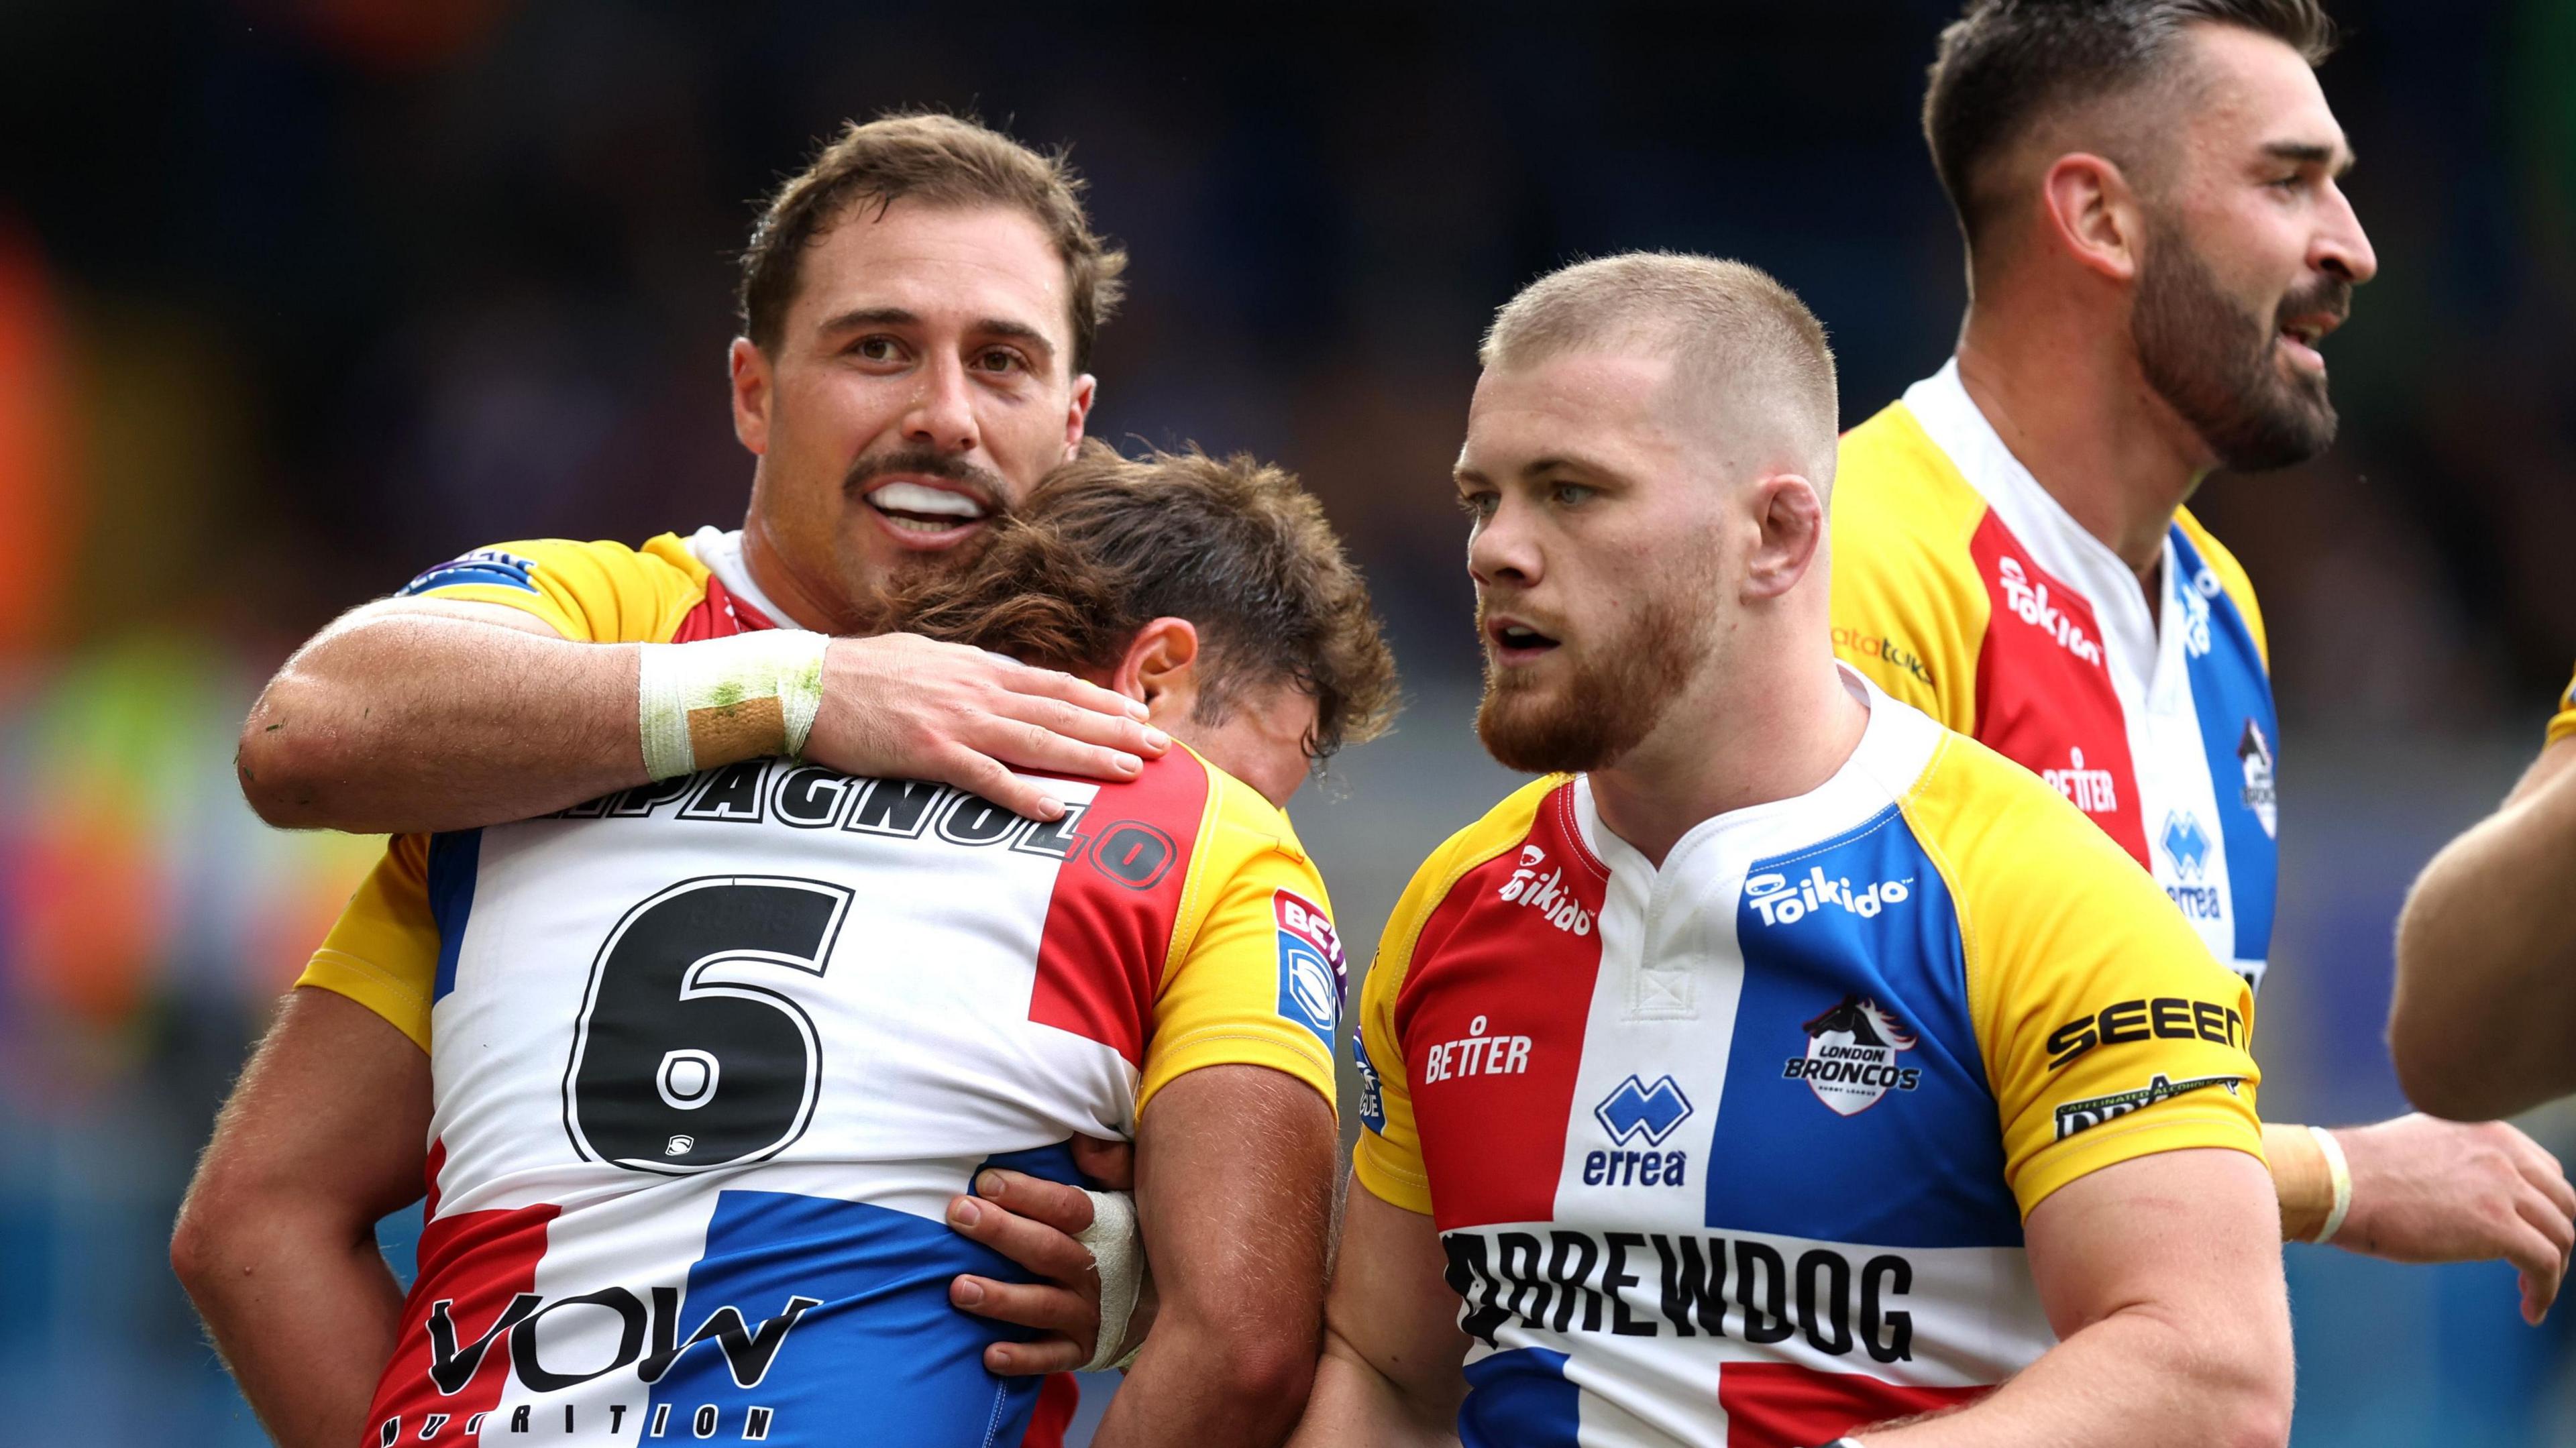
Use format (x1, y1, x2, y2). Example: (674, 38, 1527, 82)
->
(1, 1, 2572, 1443)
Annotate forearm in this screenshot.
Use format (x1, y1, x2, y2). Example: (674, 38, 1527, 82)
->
(172, 1198, 407, 1448)
(1285, 1329, 1459, 1447)
(2390, 779, 2576, 1119)
(1093, 1308, 1316, 1448)
(1860, 1307, 2287, 1448)
(240, 604, 647, 832)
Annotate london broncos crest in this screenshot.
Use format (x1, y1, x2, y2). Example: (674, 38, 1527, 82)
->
(1784, 994, 1921, 1116)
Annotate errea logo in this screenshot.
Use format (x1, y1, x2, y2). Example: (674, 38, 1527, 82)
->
(1497, 844, 1593, 936)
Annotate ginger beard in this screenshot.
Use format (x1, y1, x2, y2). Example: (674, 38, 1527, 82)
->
(2131, 215, 2351, 474)
(1474, 542, 1724, 777)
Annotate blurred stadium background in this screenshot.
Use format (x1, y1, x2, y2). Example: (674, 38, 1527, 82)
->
(1, 1, 2572, 1443)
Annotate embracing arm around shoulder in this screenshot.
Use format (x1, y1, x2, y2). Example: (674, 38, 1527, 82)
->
(1287, 1178, 1470, 1448)
(2390, 736, 2576, 1121)
(1856, 1148, 2292, 1448)
(1088, 1063, 1339, 1448)
(170, 987, 433, 1448)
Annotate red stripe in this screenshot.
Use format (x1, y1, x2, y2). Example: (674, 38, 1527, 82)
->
(364, 1196, 559, 1439)
(1394, 781, 1605, 1231)
(1968, 510, 2150, 865)
(1020, 1374, 1079, 1447)
(1027, 754, 1211, 1064)
(671, 571, 777, 641)
(1720, 1361, 1989, 1446)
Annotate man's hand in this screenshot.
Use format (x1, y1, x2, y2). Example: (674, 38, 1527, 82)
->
(806, 634, 1169, 821)
(2329, 1113, 2576, 1323)
(946, 1144, 1155, 1375)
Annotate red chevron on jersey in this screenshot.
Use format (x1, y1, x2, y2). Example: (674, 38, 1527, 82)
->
(1395, 781, 1609, 1232)
(1717, 1363, 1988, 1446)
(1968, 511, 2149, 866)
(1028, 758, 1210, 1064)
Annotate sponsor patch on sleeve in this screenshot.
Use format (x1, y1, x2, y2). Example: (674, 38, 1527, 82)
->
(400, 548, 542, 597)
(1272, 889, 1346, 1043)
(1352, 1026, 1387, 1135)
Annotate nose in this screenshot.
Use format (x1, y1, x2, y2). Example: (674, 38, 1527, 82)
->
(1467, 495, 1542, 590)
(2314, 181, 2377, 287)
(902, 352, 981, 455)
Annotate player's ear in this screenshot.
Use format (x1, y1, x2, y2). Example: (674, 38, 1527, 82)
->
(2041, 152, 2145, 284)
(1063, 372, 1097, 461)
(1743, 473, 1825, 601)
(1114, 618, 1200, 715)
(731, 337, 774, 455)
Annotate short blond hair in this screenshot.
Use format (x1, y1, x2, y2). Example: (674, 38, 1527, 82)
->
(1482, 253, 1839, 487)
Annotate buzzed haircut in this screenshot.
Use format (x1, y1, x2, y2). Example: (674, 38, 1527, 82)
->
(1925, 1, 2337, 249)
(1481, 252, 1840, 486)
(890, 440, 1399, 767)
(739, 111, 1129, 373)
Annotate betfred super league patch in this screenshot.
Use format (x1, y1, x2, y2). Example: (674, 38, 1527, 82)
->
(1273, 889, 1344, 1042)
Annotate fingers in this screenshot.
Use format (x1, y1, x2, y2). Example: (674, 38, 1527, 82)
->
(947, 1190, 1097, 1282)
(997, 658, 1159, 728)
(951, 1273, 1097, 1345)
(2500, 1126, 2576, 1223)
(973, 1168, 1100, 1237)
(971, 699, 1167, 782)
(981, 1333, 1089, 1377)
(1071, 1135, 1137, 1191)
(936, 748, 1068, 823)
(2494, 1208, 2567, 1325)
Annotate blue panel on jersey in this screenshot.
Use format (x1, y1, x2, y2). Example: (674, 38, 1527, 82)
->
(2169, 526, 2279, 968)
(399, 549, 540, 596)
(425, 829, 482, 1005)
(1705, 805, 2023, 1249)
(1458, 1347, 1579, 1448)
(647, 1189, 1050, 1447)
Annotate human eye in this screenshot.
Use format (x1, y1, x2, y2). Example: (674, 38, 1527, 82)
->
(1456, 488, 1498, 519)
(849, 335, 904, 364)
(1550, 482, 1597, 506)
(970, 346, 1028, 375)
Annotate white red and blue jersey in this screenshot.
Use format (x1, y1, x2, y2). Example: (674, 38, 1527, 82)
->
(1832, 361, 2281, 990)
(298, 533, 1344, 1447)
(1354, 674, 2263, 1447)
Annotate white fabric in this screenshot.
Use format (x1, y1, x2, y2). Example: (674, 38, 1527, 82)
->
(633, 629, 830, 780)
(687, 524, 802, 631)
(2311, 1125, 2354, 1244)
(1075, 1188, 1144, 1372)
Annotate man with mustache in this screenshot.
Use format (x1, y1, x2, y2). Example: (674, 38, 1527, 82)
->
(173, 114, 1336, 1447)
(1828, 0, 2574, 1319)
(1297, 252, 2290, 1447)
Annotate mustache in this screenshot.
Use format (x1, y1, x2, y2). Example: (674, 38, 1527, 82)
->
(2277, 275, 2352, 329)
(843, 447, 1015, 520)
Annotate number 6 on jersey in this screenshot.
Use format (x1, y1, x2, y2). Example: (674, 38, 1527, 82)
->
(561, 876, 854, 1173)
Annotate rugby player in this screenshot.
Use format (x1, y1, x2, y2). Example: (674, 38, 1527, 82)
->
(1827, 0, 2575, 1319)
(173, 113, 1342, 1446)
(2389, 675, 2576, 1119)
(176, 443, 1396, 1448)
(1297, 254, 2291, 1447)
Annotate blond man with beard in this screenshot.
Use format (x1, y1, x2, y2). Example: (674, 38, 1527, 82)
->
(1292, 254, 2291, 1448)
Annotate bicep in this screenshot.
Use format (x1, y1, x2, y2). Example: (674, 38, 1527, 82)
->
(1136, 1062, 1338, 1329)
(1323, 1177, 1470, 1411)
(2022, 1148, 2284, 1341)
(191, 987, 433, 1226)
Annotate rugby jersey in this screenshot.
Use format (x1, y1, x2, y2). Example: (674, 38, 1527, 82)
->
(1353, 673, 2261, 1448)
(2547, 667, 2576, 747)
(297, 533, 1346, 1448)
(1831, 362, 2280, 991)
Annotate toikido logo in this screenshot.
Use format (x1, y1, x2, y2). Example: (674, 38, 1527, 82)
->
(1497, 844, 1593, 936)
(1743, 865, 1913, 926)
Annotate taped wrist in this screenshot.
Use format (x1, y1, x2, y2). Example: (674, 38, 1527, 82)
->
(1076, 1188, 1144, 1374)
(2265, 1120, 2334, 1242)
(636, 630, 829, 780)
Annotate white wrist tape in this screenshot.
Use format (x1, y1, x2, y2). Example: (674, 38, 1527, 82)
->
(636, 630, 829, 781)
(1076, 1188, 1144, 1373)
(2310, 1125, 2354, 1244)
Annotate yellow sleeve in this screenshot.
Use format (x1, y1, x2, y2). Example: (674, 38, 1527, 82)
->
(1352, 778, 1562, 1216)
(1904, 736, 2265, 1217)
(295, 833, 439, 1053)
(1136, 765, 1343, 1119)
(395, 535, 710, 643)
(2548, 665, 2576, 747)
(1830, 402, 1990, 735)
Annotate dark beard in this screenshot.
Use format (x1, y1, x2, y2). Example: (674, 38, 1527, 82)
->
(831, 445, 1015, 630)
(2131, 220, 2349, 473)
(1475, 583, 1709, 776)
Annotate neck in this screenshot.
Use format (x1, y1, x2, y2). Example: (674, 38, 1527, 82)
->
(739, 510, 865, 635)
(1955, 292, 2210, 583)
(1588, 639, 1868, 869)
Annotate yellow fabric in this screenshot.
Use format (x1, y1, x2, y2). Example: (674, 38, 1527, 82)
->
(1900, 730, 2266, 1215)
(2173, 508, 2269, 669)
(1829, 402, 1992, 734)
(1351, 777, 1564, 1215)
(1138, 752, 1344, 1119)
(298, 832, 437, 1053)
(401, 534, 712, 643)
(2548, 665, 2576, 747)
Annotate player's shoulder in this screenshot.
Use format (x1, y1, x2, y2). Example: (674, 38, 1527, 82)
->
(402, 533, 701, 596)
(1375, 775, 1572, 972)
(1902, 722, 2158, 895)
(2171, 506, 2268, 665)
(1835, 398, 1990, 546)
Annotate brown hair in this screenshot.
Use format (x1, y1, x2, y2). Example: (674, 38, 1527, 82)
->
(1924, 1, 2338, 248)
(738, 111, 1129, 373)
(892, 441, 1399, 766)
